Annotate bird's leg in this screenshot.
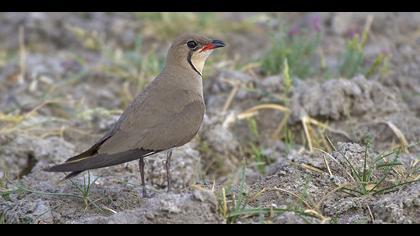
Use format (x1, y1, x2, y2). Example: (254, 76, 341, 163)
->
(138, 157, 147, 197)
(165, 150, 173, 192)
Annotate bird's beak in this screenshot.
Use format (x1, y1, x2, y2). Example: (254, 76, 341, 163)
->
(211, 39, 226, 49)
(200, 39, 225, 52)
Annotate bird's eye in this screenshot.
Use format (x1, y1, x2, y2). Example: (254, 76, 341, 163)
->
(187, 40, 198, 49)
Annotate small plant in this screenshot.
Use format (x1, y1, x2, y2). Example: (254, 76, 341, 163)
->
(366, 53, 390, 78)
(218, 166, 248, 223)
(135, 13, 216, 39)
(0, 172, 6, 189)
(249, 143, 266, 175)
(67, 25, 165, 97)
(0, 172, 108, 214)
(0, 172, 11, 201)
(284, 126, 295, 154)
(339, 15, 389, 79)
(282, 58, 293, 105)
(225, 185, 329, 223)
(339, 33, 389, 79)
(339, 34, 366, 78)
(217, 167, 327, 223)
(337, 143, 419, 197)
(69, 171, 101, 211)
(101, 34, 164, 89)
(0, 213, 5, 224)
(260, 15, 388, 82)
(246, 118, 268, 175)
(247, 118, 260, 139)
(135, 13, 254, 40)
(66, 25, 101, 50)
(226, 166, 248, 223)
(261, 30, 322, 78)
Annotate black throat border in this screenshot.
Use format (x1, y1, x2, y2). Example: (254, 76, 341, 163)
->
(187, 51, 202, 77)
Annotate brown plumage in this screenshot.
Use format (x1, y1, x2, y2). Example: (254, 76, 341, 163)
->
(44, 33, 225, 196)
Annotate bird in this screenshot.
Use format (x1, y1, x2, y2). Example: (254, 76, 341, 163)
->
(44, 33, 225, 197)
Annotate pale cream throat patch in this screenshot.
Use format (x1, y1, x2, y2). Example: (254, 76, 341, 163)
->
(190, 51, 212, 75)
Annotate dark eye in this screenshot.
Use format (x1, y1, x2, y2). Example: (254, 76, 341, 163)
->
(187, 40, 198, 49)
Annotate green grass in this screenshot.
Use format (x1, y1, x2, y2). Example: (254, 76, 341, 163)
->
(366, 53, 390, 78)
(0, 173, 6, 189)
(261, 31, 322, 78)
(217, 166, 322, 223)
(339, 34, 366, 78)
(247, 118, 260, 140)
(227, 207, 315, 223)
(69, 171, 101, 211)
(300, 177, 313, 204)
(68, 26, 164, 89)
(135, 12, 256, 40)
(136, 13, 206, 40)
(0, 172, 106, 214)
(135, 13, 217, 39)
(245, 118, 268, 175)
(0, 49, 9, 67)
(249, 143, 266, 175)
(100, 34, 165, 89)
(284, 126, 295, 154)
(75, 107, 122, 123)
(339, 32, 389, 79)
(226, 166, 248, 223)
(282, 58, 292, 99)
(337, 143, 419, 197)
(216, 139, 417, 223)
(66, 27, 167, 110)
(0, 213, 5, 224)
(260, 24, 389, 80)
(0, 171, 11, 201)
(352, 217, 370, 224)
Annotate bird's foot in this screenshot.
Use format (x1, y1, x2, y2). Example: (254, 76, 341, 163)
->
(141, 189, 156, 198)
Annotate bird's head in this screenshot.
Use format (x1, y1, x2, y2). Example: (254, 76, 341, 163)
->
(166, 33, 225, 76)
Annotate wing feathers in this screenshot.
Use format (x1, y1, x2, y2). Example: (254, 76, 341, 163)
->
(45, 149, 157, 173)
(64, 135, 112, 163)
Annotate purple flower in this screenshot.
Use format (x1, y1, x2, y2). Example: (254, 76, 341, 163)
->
(346, 26, 362, 38)
(308, 14, 322, 32)
(288, 25, 301, 37)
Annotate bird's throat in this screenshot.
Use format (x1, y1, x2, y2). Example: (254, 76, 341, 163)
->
(187, 52, 202, 77)
(191, 57, 205, 75)
(188, 51, 211, 77)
